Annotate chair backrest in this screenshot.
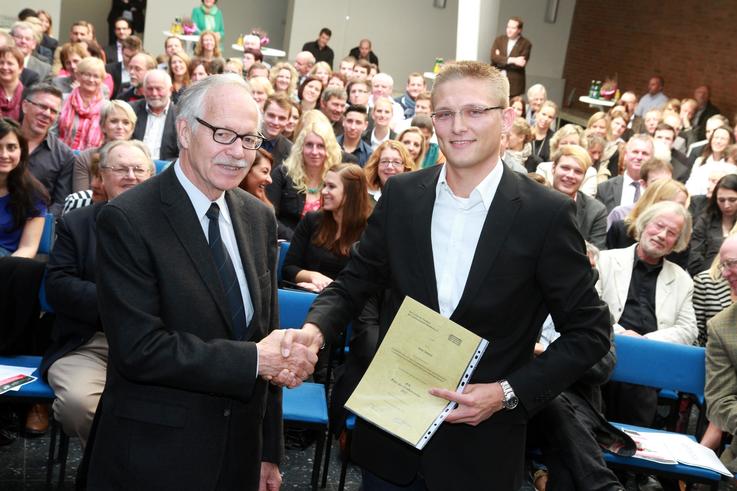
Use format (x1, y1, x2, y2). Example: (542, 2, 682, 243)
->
(610, 335, 705, 397)
(155, 160, 172, 174)
(277, 288, 317, 329)
(277, 241, 290, 283)
(37, 213, 55, 255)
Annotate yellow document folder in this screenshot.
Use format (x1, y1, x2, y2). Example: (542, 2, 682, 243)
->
(345, 296, 489, 450)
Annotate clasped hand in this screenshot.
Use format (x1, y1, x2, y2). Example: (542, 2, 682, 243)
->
(257, 324, 324, 388)
(429, 382, 505, 426)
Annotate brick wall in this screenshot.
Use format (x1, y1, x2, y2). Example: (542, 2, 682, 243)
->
(563, 0, 737, 122)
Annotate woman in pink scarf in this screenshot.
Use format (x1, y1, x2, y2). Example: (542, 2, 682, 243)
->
(58, 57, 107, 151)
(0, 46, 25, 122)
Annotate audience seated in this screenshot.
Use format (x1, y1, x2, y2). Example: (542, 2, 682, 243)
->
(116, 51, 155, 103)
(0, 118, 48, 258)
(686, 125, 736, 196)
(535, 124, 597, 196)
(260, 93, 293, 168)
(247, 75, 273, 111)
(634, 76, 668, 118)
(689, 174, 737, 275)
(41, 140, 154, 448)
(0, 47, 25, 121)
(598, 201, 696, 428)
(550, 145, 608, 249)
(266, 114, 341, 239)
(73, 99, 136, 192)
(130, 70, 178, 161)
(397, 127, 426, 170)
(693, 230, 736, 346)
(704, 235, 737, 472)
(57, 57, 108, 151)
(531, 100, 557, 161)
(525, 83, 547, 127)
(606, 157, 675, 227)
(597, 134, 654, 214)
(297, 76, 323, 113)
(269, 62, 299, 100)
(394, 72, 426, 120)
(319, 87, 347, 137)
(363, 140, 416, 205)
(348, 39, 379, 68)
(167, 50, 190, 104)
(105, 35, 142, 99)
(21, 84, 74, 217)
(337, 104, 372, 166)
(11, 21, 51, 82)
(193, 30, 222, 64)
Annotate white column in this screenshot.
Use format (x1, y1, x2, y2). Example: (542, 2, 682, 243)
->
(455, 0, 501, 62)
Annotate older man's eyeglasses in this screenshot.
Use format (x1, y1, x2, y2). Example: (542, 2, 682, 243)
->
(431, 105, 502, 124)
(103, 165, 151, 177)
(718, 258, 737, 277)
(196, 118, 264, 150)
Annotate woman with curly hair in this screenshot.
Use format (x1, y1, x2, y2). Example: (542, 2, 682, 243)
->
(266, 113, 341, 239)
(193, 30, 221, 63)
(269, 62, 299, 100)
(0, 118, 49, 257)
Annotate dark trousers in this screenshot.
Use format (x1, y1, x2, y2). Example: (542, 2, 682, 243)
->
(530, 395, 623, 491)
(603, 381, 659, 427)
(362, 469, 428, 491)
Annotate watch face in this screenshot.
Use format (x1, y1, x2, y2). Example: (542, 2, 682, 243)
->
(506, 396, 519, 409)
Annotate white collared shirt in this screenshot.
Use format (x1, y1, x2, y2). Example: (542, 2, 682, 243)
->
(174, 161, 254, 327)
(620, 173, 638, 207)
(506, 37, 518, 56)
(431, 160, 503, 318)
(143, 103, 169, 159)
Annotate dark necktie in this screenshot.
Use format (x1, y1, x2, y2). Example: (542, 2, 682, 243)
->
(206, 203, 248, 340)
(632, 181, 641, 202)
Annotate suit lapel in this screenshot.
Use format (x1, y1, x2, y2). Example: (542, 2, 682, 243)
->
(451, 165, 521, 322)
(159, 167, 233, 335)
(226, 190, 262, 335)
(411, 167, 442, 311)
(613, 246, 635, 311)
(655, 263, 675, 317)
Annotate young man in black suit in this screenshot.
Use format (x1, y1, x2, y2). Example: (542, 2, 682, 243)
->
(288, 61, 611, 490)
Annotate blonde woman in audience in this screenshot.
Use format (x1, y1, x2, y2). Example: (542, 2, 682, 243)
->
(248, 76, 274, 111)
(367, 97, 395, 150)
(364, 140, 416, 205)
(398, 127, 426, 169)
(58, 57, 108, 151)
(167, 51, 191, 104)
(535, 125, 597, 196)
(531, 100, 557, 161)
(283, 102, 301, 142)
(266, 115, 341, 239)
(269, 62, 299, 100)
(587, 112, 609, 139)
(193, 30, 221, 62)
(73, 100, 136, 192)
(224, 58, 243, 76)
(309, 61, 332, 86)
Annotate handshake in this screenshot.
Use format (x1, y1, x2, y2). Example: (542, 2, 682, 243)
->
(257, 323, 324, 388)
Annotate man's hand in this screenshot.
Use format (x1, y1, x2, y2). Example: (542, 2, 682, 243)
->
(620, 329, 643, 337)
(257, 330, 317, 388)
(281, 323, 324, 358)
(508, 56, 527, 67)
(259, 462, 282, 491)
(429, 383, 505, 426)
(533, 342, 546, 356)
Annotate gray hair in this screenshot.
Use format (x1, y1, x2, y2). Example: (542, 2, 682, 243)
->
(527, 83, 547, 100)
(321, 86, 347, 105)
(99, 100, 137, 127)
(634, 201, 692, 253)
(99, 140, 155, 174)
(143, 69, 173, 89)
(176, 74, 261, 147)
(372, 72, 394, 89)
(11, 21, 41, 43)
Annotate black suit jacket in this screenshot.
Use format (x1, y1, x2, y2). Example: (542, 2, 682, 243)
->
(575, 191, 607, 250)
(20, 68, 40, 89)
(104, 43, 121, 64)
(130, 100, 179, 161)
(40, 203, 103, 377)
(348, 47, 379, 68)
(305, 164, 610, 489)
(105, 61, 123, 100)
(596, 175, 624, 213)
(264, 134, 292, 168)
(266, 165, 303, 240)
(88, 166, 282, 489)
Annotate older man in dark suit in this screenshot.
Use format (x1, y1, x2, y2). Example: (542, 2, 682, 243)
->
(130, 69, 178, 160)
(287, 61, 610, 490)
(88, 74, 318, 490)
(597, 134, 654, 213)
(490, 17, 532, 98)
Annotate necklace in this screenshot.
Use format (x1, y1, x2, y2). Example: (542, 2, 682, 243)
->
(307, 184, 321, 194)
(533, 132, 548, 156)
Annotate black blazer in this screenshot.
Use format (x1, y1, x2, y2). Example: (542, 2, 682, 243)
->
(87, 166, 282, 489)
(40, 203, 103, 376)
(575, 191, 607, 250)
(265, 165, 305, 240)
(596, 175, 624, 213)
(130, 99, 179, 161)
(105, 61, 123, 99)
(103, 44, 121, 64)
(266, 134, 292, 169)
(689, 212, 724, 276)
(305, 164, 610, 489)
(20, 68, 40, 89)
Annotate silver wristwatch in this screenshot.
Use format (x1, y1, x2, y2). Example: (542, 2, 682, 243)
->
(499, 379, 519, 410)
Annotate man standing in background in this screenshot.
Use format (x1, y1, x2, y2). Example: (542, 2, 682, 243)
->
(490, 16, 532, 98)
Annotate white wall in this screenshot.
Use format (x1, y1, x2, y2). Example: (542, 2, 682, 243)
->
(497, 0, 577, 105)
(144, 0, 289, 61)
(2, 0, 61, 38)
(287, 0, 459, 96)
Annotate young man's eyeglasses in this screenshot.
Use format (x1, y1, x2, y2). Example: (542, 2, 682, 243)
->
(431, 105, 502, 124)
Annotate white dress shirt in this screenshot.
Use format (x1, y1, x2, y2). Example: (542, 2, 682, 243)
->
(431, 160, 503, 318)
(620, 173, 639, 207)
(174, 161, 254, 326)
(143, 103, 169, 159)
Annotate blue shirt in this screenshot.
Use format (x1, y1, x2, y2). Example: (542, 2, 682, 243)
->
(0, 193, 47, 253)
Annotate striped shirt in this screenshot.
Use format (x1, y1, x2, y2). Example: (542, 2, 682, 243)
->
(693, 270, 733, 346)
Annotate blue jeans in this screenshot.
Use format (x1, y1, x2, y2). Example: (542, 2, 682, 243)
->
(0, 246, 11, 257)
